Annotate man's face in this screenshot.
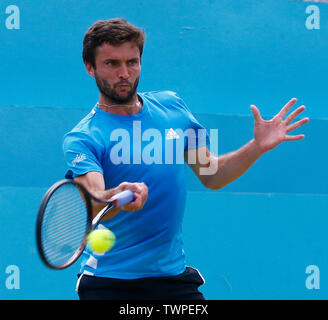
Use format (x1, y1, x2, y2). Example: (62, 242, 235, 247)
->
(87, 41, 141, 104)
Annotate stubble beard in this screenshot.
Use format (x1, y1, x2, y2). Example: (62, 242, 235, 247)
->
(94, 73, 140, 105)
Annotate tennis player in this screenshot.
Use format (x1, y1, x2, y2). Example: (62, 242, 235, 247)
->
(63, 18, 309, 300)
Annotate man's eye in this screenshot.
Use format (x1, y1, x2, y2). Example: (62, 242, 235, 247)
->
(128, 60, 137, 65)
(107, 61, 117, 66)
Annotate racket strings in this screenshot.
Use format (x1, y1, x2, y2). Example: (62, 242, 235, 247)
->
(40, 184, 89, 267)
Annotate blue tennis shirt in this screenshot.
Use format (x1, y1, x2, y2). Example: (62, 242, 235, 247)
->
(62, 90, 208, 279)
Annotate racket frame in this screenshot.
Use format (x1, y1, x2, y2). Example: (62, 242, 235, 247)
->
(36, 179, 116, 270)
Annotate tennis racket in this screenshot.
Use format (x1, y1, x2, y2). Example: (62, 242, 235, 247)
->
(36, 179, 134, 270)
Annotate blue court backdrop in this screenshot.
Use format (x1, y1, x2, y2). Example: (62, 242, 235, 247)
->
(0, 0, 327, 299)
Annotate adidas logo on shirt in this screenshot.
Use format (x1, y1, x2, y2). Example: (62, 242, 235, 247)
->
(165, 128, 180, 140)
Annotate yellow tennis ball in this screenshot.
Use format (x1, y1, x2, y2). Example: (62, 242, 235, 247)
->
(87, 229, 116, 254)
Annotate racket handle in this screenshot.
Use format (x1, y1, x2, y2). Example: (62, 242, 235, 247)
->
(110, 190, 134, 207)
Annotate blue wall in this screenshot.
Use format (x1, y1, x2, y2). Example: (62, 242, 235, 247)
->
(1, 0, 327, 299)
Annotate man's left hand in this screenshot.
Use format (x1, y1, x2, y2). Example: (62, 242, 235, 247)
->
(250, 98, 309, 154)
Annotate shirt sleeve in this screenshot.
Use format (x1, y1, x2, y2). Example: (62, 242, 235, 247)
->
(62, 130, 104, 179)
(173, 93, 210, 151)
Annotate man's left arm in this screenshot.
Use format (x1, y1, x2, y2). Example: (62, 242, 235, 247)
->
(185, 98, 309, 190)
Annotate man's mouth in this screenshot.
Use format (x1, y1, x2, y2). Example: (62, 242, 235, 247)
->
(116, 82, 131, 88)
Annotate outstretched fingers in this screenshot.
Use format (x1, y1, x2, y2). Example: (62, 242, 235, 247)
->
(284, 105, 306, 125)
(284, 134, 305, 141)
(278, 98, 298, 119)
(286, 117, 310, 133)
(250, 105, 262, 122)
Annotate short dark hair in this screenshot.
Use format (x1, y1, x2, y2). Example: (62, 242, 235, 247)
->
(82, 18, 146, 69)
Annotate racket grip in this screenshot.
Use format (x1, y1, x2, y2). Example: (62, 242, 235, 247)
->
(110, 190, 134, 207)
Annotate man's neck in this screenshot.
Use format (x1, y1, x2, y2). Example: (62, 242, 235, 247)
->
(98, 94, 142, 115)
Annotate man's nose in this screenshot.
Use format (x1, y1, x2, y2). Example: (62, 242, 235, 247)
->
(118, 63, 129, 79)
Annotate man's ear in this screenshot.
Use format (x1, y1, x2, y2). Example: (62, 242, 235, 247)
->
(85, 62, 95, 78)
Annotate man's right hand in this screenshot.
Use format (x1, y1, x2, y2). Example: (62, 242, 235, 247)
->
(113, 181, 148, 212)
(74, 171, 148, 220)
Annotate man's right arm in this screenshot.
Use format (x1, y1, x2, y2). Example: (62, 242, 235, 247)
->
(74, 171, 148, 221)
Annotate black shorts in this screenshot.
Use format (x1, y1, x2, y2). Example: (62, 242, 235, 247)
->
(76, 267, 205, 300)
